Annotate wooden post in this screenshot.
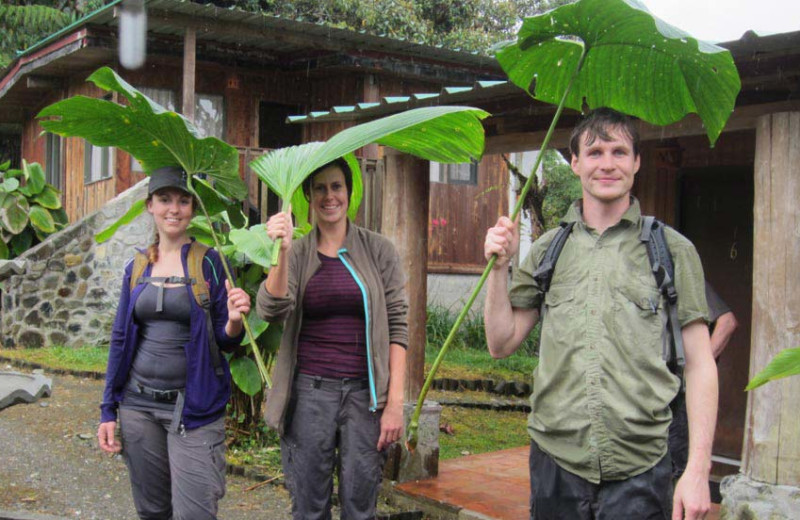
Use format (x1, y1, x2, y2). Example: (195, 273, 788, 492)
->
(182, 27, 196, 122)
(381, 151, 428, 403)
(744, 112, 800, 485)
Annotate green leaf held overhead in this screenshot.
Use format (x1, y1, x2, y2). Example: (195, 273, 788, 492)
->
(36, 67, 247, 200)
(746, 347, 800, 391)
(495, 0, 740, 144)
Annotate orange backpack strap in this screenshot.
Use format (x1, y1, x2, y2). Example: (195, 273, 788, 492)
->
(186, 241, 211, 308)
(129, 251, 150, 294)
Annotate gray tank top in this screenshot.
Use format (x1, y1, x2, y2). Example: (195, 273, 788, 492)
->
(122, 283, 191, 411)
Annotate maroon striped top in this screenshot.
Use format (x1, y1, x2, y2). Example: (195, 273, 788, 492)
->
(296, 252, 368, 378)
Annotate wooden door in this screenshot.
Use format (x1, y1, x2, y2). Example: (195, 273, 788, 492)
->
(678, 167, 753, 466)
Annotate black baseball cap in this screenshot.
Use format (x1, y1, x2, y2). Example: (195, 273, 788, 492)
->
(148, 166, 190, 195)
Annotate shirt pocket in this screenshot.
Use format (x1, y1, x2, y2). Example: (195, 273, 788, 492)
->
(614, 283, 664, 359)
(541, 283, 578, 349)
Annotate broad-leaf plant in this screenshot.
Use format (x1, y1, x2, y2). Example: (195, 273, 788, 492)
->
(407, 0, 741, 448)
(0, 159, 68, 259)
(746, 347, 800, 391)
(37, 67, 272, 389)
(37, 66, 491, 402)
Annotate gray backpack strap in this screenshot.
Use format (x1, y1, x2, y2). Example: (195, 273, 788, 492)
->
(640, 217, 686, 390)
(532, 221, 575, 294)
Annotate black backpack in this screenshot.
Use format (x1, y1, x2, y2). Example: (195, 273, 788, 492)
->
(530, 217, 686, 387)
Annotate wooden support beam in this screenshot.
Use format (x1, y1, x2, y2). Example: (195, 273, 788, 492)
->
(182, 27, 196, 122)
(743, 111, 800, 486)
(485, 100, 800, 154)
(381, 151, 428, 403)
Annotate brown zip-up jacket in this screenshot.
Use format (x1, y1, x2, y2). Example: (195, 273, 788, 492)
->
(256, 222, 409, 434)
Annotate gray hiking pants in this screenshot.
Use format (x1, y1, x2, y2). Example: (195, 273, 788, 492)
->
(119, 408, 226, 520)
(281, 374, 386, 520)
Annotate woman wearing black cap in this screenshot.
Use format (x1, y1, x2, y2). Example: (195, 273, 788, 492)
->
(97, 165, 250, 520)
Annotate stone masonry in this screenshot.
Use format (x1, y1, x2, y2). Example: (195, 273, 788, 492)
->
(0, 180, 152, 349)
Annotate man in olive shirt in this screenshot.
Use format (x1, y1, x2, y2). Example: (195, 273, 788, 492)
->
(484, 108, 718, 520)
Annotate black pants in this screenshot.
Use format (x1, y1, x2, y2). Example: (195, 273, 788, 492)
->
(529, 441, 673, 520)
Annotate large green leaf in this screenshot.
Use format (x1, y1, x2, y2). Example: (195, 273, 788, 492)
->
(29, 205, 56, 233)
(9, 228, 34, 257)
(229, 224, 274, 268)
(0, 193, 29, 234)
(746, 347, 800, 391)
(37, 67, 247, 200)
(495, 0, 740, 145)
(94, 199, 146, 243)
(229, 355, 262, 396)
(250, 106, 488, 209)
(32, 185, 62, 210)
(0, 178, 19, 193)
(21, 160, 46, 196)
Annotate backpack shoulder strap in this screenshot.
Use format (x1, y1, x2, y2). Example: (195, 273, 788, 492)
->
(187, 241, 211, 309)
(129, 251, 150, 294)
(640, 217, 685, 387)
(532, 221, 575, 294)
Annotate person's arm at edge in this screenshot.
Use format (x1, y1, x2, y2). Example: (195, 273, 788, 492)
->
(483, 216, 539, 358)
(672, 320, 718, 520)
(710, 311, 738, 358)
(378, 343, 406, 451)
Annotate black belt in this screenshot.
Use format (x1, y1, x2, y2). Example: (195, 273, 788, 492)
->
(296, 374, 369, 392)
(127, 379, 183, 403)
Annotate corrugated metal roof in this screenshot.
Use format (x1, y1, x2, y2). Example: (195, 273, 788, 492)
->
(10, 0, 499, 71)
(287, 80, 522, 124)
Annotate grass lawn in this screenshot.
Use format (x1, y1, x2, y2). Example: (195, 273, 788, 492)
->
(0, 345, 108, 373)
(2, 341, 533, 467)
(424, 343, 536, 383)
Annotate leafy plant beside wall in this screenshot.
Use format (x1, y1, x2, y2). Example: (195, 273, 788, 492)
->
(0, 159, 68, 259)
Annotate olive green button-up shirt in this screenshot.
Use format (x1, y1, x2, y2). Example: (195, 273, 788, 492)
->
(510, 199, 708, 483)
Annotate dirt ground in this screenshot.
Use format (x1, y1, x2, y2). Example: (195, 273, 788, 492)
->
(0, 372, 298, 519)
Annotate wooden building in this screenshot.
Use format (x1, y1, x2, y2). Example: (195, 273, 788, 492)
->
(293, 29, 800, 493)
(0, 0, 503, 226)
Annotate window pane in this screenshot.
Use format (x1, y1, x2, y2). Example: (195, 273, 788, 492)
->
(45, 133, 61, 190)
(194, 94, 225, 139)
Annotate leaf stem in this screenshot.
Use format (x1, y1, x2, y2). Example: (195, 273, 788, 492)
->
(191, 183, 272, 389)
(406, 47, 587, 450)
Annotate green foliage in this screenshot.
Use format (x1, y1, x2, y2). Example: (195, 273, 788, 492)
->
(38, 67, 246, 201)
(427, 305, 539, 357)
(0, 1, 110, 68)
(495, 0, 740, 145)
(438, 407, 529, 460)
(540, 150, 581, 229)
(209, 0, 573, 54)
(0, 160, 66, 259)
(746, 347, 800, 391)
(250, 105, 488, 263)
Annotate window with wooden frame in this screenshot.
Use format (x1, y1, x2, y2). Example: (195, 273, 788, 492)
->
(45, 132, 62, 190)
(194, 93, 225, 139)
(84, 141, 114, 184)
(429, 161, 478, 185)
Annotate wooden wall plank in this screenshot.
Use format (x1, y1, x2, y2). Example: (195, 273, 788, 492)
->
(744, 112, 800, 486)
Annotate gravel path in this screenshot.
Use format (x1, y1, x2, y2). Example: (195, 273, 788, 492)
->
(0, 372, 296, 519)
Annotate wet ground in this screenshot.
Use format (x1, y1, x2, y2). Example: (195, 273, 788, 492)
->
(0, 372, 296, 519)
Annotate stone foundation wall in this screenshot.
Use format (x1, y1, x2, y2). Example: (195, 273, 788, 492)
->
(0, 180, 152, 349)
(720, 473, 800, 519)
